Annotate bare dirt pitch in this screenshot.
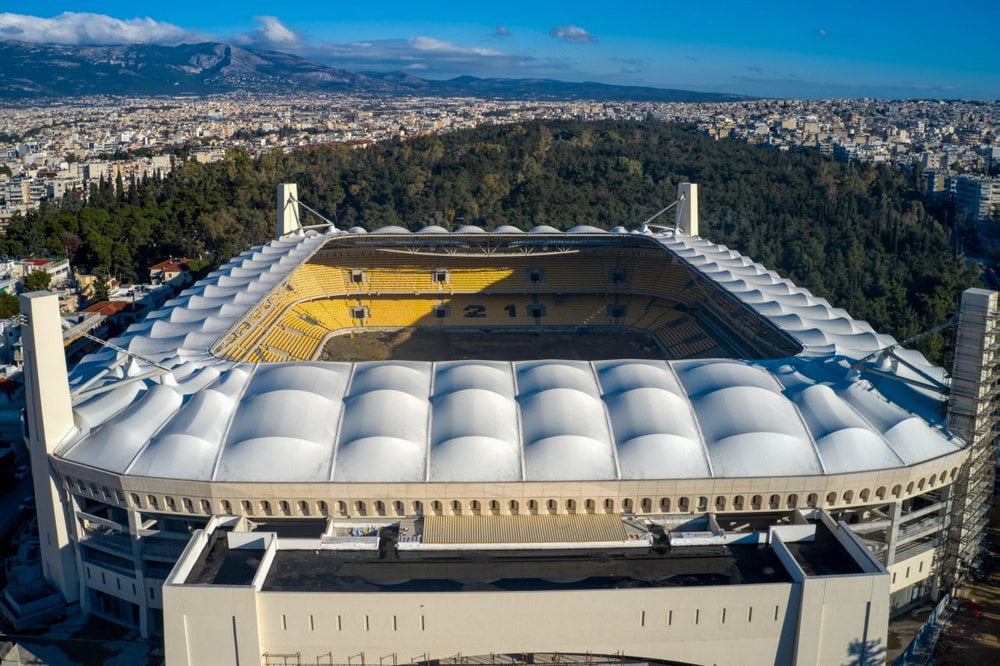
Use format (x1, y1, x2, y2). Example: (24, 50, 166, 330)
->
(319, 328, 668, 362)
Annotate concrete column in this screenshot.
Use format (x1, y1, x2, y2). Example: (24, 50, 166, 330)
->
(886, 500, 903, 565)
(20, 291, 80, 603)
(276, 183, 300, 238)
(675, 182, 699, 236)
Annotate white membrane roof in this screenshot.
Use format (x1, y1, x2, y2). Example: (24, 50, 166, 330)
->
(57, 227, 961, 482)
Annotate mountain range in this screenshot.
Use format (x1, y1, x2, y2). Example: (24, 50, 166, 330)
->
(0, 40, 749, 102)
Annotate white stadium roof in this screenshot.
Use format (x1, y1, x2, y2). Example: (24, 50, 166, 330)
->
(58, 227, 962, 483)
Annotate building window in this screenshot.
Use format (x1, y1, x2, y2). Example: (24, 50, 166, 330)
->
(200, 499, 211, 513)
(182, 497, 193, 512)
(451, 500, 461, 514)
(375, 500, 386, 515)
(318, 501, 328, 515)
(242, 500, 253, 515)
(221, 500, 232, 514)
(260, 500, 272, 515)
(279, 501, 290, 515)
(412, 501, 423, 515)
(509, 500, 519, 514)
(660, 497, 671, 512)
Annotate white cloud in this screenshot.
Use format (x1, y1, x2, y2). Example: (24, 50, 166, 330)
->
(231, 16, 302, 50)
(0, 11, 205, 45)
(494, 25, 511, 37)
(549, 25, 597, 44)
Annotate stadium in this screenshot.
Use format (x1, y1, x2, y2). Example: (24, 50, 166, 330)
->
(14, 184, 996, 665)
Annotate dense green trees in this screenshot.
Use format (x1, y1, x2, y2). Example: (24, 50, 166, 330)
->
(0, 120, 973, 361)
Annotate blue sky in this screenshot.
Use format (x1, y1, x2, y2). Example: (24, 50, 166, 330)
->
(4, 2, 999, 99)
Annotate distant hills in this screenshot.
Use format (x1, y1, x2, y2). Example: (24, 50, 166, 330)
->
(0, 40, 749, 102)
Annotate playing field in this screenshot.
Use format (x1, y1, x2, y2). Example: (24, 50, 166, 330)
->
(319, 328, 669, 362)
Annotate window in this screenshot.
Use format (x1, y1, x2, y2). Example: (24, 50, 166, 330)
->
(604, 498, 615, 512)
(566, 499, 577, 513)
(201, 499, 211, 513)
(431, 500, 442, 515)
(623, 498, 634, 512)
(806, 493, 818, 508)
(412, 501, 423, 515)
(509, 499, 519, 514)
(336, 501, 347, 515)
(279, 501, 290, 515)
(528, 499, 538, 513)
(751, 495, 762, 510)
(641, 497, 652, 513)
(697, 496, 708, 511)
(733, 495, 744, 510)
(787, 494, 798, 509)
(659, 497, 670, 512)
(678, 497, 689, 512)
(489, 500, 500, 513)
(768, 494, 780, 509)
(242, 500, 253, 515)
(130, 494, 141, 508)
(826, 492, 837, 506)
(221, 500, 232, 514)
(355, 501, 367, 515)
(876, 487, 886, 500)
(450, 500, 461, 514)
(165, 496, 176, 511)
(394, 500, 404, 515)
(182, 497, 194, 512)
(260, 500, 272, 515)
(148, 495, 159, 510)
(843, 490, 854, 503)
(374, 500, 386, 515)
(586, 498, 597, 513)
(607, 304, 627, 318)
(546, 499, 557, 513)
(318, 501, 328, 515)
(294, 501, 306, 515)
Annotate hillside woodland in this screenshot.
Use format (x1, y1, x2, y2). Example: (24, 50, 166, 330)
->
(1, 121, 974, 361)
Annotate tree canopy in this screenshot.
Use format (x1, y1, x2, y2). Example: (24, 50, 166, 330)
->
(0, 120, 973, 362)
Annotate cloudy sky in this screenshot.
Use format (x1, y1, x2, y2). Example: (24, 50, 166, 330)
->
(3, 2, 999, 99)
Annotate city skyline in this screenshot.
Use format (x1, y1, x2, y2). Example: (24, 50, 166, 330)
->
(2, 2, 999, 100)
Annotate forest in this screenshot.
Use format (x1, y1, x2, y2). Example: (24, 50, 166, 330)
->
(0, 120, 975, 361)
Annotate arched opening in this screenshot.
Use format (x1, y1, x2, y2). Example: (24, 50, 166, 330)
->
(546, 499, 557, 514)
(826, 492, 837, 506)
(715, 496, 726, 511)
(279, 501, 290, 515)
(585, 499, 596, 513)
(603, 498, 615, 513)
(917, 478, 926, 491)
(734, 495, 745, 510)
(411, 501, 423, 515)
(374, 500, 386, 516)
(566, 499, 577, 513)
(431, 500, 443, 515)
(678, 497, 690, 512)
(876, 487, 886, 500)
(786, 494, 797, 509)
(697, 496, 708, 511)
(200, 499, 211, 513)
(659, 497, 670, 512)
(641, 497, 652, 513)
(336, 500, 347, 515)
(768, 495, 780, 510)
(489, 499, 500, 514)
(509, 499, 519, 514)
(318, 501, 328, 515)
(751, 495, 762, 510)
(806, 494, 818, 508)
(393, 501, 404, 515)
(905, 482, 914, 495)
(221, 500, 232, 514)
(450, 500, 461, 515)
(355, 500, 367, 516)
(130, 493, 141, 508)
(843, 490, 854, 504)
(259, 500, 271, 515)
(470, 500, 481, 515)
(929, 474, 937, 486)
(528, 499, 539, 514)
(860, 489, 870, 502)
(148, 495, 160, 510)
(623, 498, 634, 513)
(241, 500, 252, 515)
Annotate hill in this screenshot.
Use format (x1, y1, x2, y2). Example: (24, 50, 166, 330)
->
(0, 40, 748, 101)
(1, 120, 972, 360)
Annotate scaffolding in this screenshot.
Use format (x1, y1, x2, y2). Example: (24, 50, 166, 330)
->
(945, 288, 1000, 587)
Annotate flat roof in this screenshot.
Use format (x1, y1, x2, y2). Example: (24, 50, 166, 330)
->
(260, 544, 792, 593)
(422, 514, 629, 544)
